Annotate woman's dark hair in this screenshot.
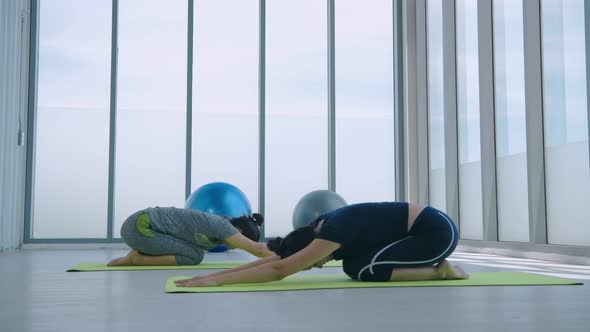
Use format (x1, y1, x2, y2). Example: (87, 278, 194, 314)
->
(266, 226, 316, 258)
(229, 213, 264, 242)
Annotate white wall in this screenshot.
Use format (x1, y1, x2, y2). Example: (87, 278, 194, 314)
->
(0, 0, 30, 252)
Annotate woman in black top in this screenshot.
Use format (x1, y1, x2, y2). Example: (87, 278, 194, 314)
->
(175, 202, 469, 287)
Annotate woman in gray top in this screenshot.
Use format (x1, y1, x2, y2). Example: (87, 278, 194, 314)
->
(108, 206, 273, 266)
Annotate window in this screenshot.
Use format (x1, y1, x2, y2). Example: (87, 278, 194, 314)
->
(456, 0, 483, 239)
(33, 0, 111, 238)
(114, 0, 187, 235)
(493, 0, 529, 242)
(542, 0, 590, 245)
(335, 0, 395, 204)
(265, 0, 328, 236)
(427, 0, 446, 212)
(191, 0, 259, 212)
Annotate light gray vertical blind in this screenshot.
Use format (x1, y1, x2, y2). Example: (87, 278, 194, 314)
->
(0, 0, 29, 251)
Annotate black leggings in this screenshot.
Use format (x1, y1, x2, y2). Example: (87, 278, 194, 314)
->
(342, 207, 459, 282)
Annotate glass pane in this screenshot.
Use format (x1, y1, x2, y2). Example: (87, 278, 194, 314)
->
(191, 1, 259, 212)
(335, 0, 395, 204)
(493, 0, 529, 242)
(265, 0, 328, 236)
(115, 0, 187, 235)
(542, 0, 590, 245)
(427, 0, 446, 212)
(33, 0, 111, 238)
(456, 0, 483, 240)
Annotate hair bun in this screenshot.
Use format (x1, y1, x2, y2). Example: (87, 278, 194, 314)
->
(252, 213, 264, 226)
(266, 236, 283, 254)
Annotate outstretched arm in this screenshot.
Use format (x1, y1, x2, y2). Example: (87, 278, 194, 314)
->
(175, 239, 340, 287)
(223, 233, 274, 258)
(202, 254, 280, 278)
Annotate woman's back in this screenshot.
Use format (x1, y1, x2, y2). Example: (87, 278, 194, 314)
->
(316, 202, 410, 259)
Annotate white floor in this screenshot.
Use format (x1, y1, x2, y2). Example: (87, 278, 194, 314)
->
(0, 249, 589, 332)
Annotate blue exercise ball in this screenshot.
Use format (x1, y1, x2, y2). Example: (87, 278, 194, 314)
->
(292, 190, 347, 229)
(185, 182, 252, 252)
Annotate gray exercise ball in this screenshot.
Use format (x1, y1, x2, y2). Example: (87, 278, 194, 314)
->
(292, 190, 347, 229)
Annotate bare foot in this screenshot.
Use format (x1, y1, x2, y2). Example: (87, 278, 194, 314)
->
(437, 260, 469, 280)
(107, 250, 140, 266)
(107, 256, 131, 266)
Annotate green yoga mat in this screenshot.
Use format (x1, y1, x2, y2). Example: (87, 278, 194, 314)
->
(165, 272, 582, 293)
(67, 260, 343, 272)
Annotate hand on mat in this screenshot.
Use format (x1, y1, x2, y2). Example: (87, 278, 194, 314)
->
(175, 276, 218, 287)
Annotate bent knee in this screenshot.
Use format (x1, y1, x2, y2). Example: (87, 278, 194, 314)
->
(357, 269, 391, 282)
(175, 249, 204, 266)
(344, 261, 391, 282)
(175, 255, 203, 266)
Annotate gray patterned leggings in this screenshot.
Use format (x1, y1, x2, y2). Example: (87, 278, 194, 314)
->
(120, 211, 205, 265)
